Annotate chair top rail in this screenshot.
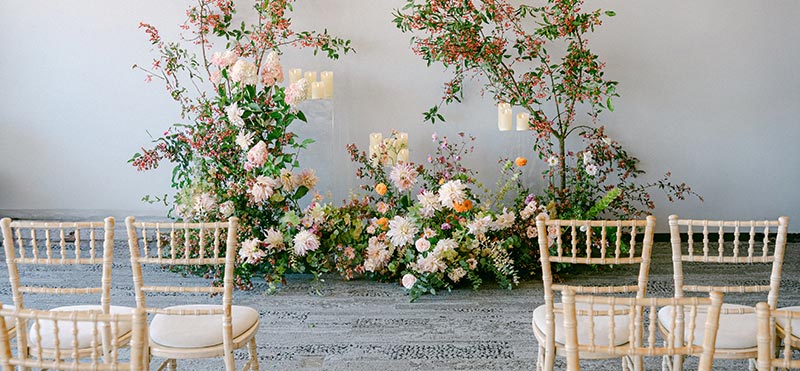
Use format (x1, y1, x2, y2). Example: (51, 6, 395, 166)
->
(135, 257, 227, 266)
(8, 220, 108, 229)
(548, 257, 643, 265)
(543, 219, 650, 227)
(577, 344, 705, 357)
(131, 221, 230, 229)
(674, 219, 785, 228)
(681, 256, 774, 263)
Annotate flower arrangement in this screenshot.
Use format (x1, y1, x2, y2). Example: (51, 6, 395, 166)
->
(393, 0, 701, 220)
(337, 133, 538, 300)
(130, 0, 352, 287)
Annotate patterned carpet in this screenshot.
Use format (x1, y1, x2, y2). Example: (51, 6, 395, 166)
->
(1, 241, 798, 370)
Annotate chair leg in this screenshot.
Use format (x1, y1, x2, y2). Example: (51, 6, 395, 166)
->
(661, 355, 671, 371)
(536, 344, 544, 371)
(167, 359, 177, 371)
(671, 354, 684, 371)
(621, 356, 629, 371)
(248, 337, 260, 371)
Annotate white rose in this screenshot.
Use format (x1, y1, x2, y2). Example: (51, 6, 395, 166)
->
(402, 274, 417, 289)
(415, 238, 431, 252)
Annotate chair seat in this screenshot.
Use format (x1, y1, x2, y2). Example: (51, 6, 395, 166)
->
(28, 305, 135, 350)
(775, 306, 800, 338)
(149, 304, 259, 349)
(533, 303, 631, 347)
(658, 303, 756, 349)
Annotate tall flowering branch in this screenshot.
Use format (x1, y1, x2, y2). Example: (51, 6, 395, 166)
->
(394, 0, 700, 218)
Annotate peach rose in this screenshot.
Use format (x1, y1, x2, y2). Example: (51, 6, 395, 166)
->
(402, 273, 417, 289)
(515, 157, 527, 167)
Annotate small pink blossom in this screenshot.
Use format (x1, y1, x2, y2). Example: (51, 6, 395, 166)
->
(245, 141, 269, 169)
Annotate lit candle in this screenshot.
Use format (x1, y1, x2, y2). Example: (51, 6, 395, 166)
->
(398, 132, 409, 147)
(304, 71, 317, 99)
(311, 81, 325, 99)
(497, 102, 511, 124)
(321, 71, 334, 99)
(499, 108, 513, 131)
(516, 112, 530, 131)
(369, 133, 382, 159)
(289, 68, 302, 84)
(397, 148, 409, 163)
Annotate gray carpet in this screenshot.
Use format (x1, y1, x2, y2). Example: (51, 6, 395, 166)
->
(1, 241, 798, 370)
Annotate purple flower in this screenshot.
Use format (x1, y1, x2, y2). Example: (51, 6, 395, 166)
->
(441, 223, 451, 230)
(525, 194, 536, 204)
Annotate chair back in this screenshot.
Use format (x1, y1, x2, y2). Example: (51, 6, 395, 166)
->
(124, 216, 237, 314)
(0, 218, 115, 311)
(668, 215, 789, 308)
(757, 303, 800, 370)
(561, 291, 723, 371)
(535, 215, 656, 302)
(0, 304, 147, 371)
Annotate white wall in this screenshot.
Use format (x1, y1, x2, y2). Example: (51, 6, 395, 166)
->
(1, 1, 798, 231)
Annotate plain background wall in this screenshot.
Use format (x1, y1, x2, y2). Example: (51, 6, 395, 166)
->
(1, 1, 798, 232)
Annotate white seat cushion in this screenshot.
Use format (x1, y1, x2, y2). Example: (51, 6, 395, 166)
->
(2, 305, 16, 332)
(149, 304, 259, 349)
(533, 303, 631, 346)
(658, 303, 756, 349)
(775, 306, 800, 337)
(28, 305, 135, 350)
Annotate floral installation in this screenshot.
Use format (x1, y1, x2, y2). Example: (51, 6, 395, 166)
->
(130, 0, 352, 287)
(393, 0, 701, 221)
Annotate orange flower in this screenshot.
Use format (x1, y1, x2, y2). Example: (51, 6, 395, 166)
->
(376, 217, 389, 229)
(515, 157, 527, 167)
(375, 183, 388, 196)
(453, 199, 473, 213)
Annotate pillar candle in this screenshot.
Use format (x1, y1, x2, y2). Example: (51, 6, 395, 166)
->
(321, 71, 334, 99)
(311, 81, 325, 99)
(304, 71, 317, 99)
(516, 112, 530, 131)
(369, 133, 382, 159)
(497, 102, 511, 124)
(397, 148, 409, 163)
(289, 68, 302, 84)
(499, 108, 513, 131)
(398, 132, 409, 147)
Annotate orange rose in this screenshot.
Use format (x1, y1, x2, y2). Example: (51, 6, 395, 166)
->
(376, 217, 389, 229)
(375, 183, 388, 196)
(515, 157, 527, 167)
(453, 199, 473, 213)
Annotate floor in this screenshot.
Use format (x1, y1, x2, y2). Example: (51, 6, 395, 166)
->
(1, 240, 798, 370)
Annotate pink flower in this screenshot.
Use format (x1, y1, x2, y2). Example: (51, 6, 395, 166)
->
(210, 70, 222, 85)
(210, 50, 239, 68)
(245, 141, 268, 169)
(293, 229, 320, 257)
(249, 175, 280, 203)
(389, 163, 419, 192)
(402, 273, 417, 289)
(376, 202, 390, 214)
(239, 239, 265, 265)
(284, 78, 308, 107)
(260, 51, 284, 86)
(415, 238, 431, 252)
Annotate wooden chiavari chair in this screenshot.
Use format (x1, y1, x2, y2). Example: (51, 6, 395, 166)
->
(534, 215, 656, 371)
(0, 217, 133, 368)
(125, 216, 259, 371)
(0, 303, 147, 371)
(561, 291, 724, 371)
(665, 215, 789, 370)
